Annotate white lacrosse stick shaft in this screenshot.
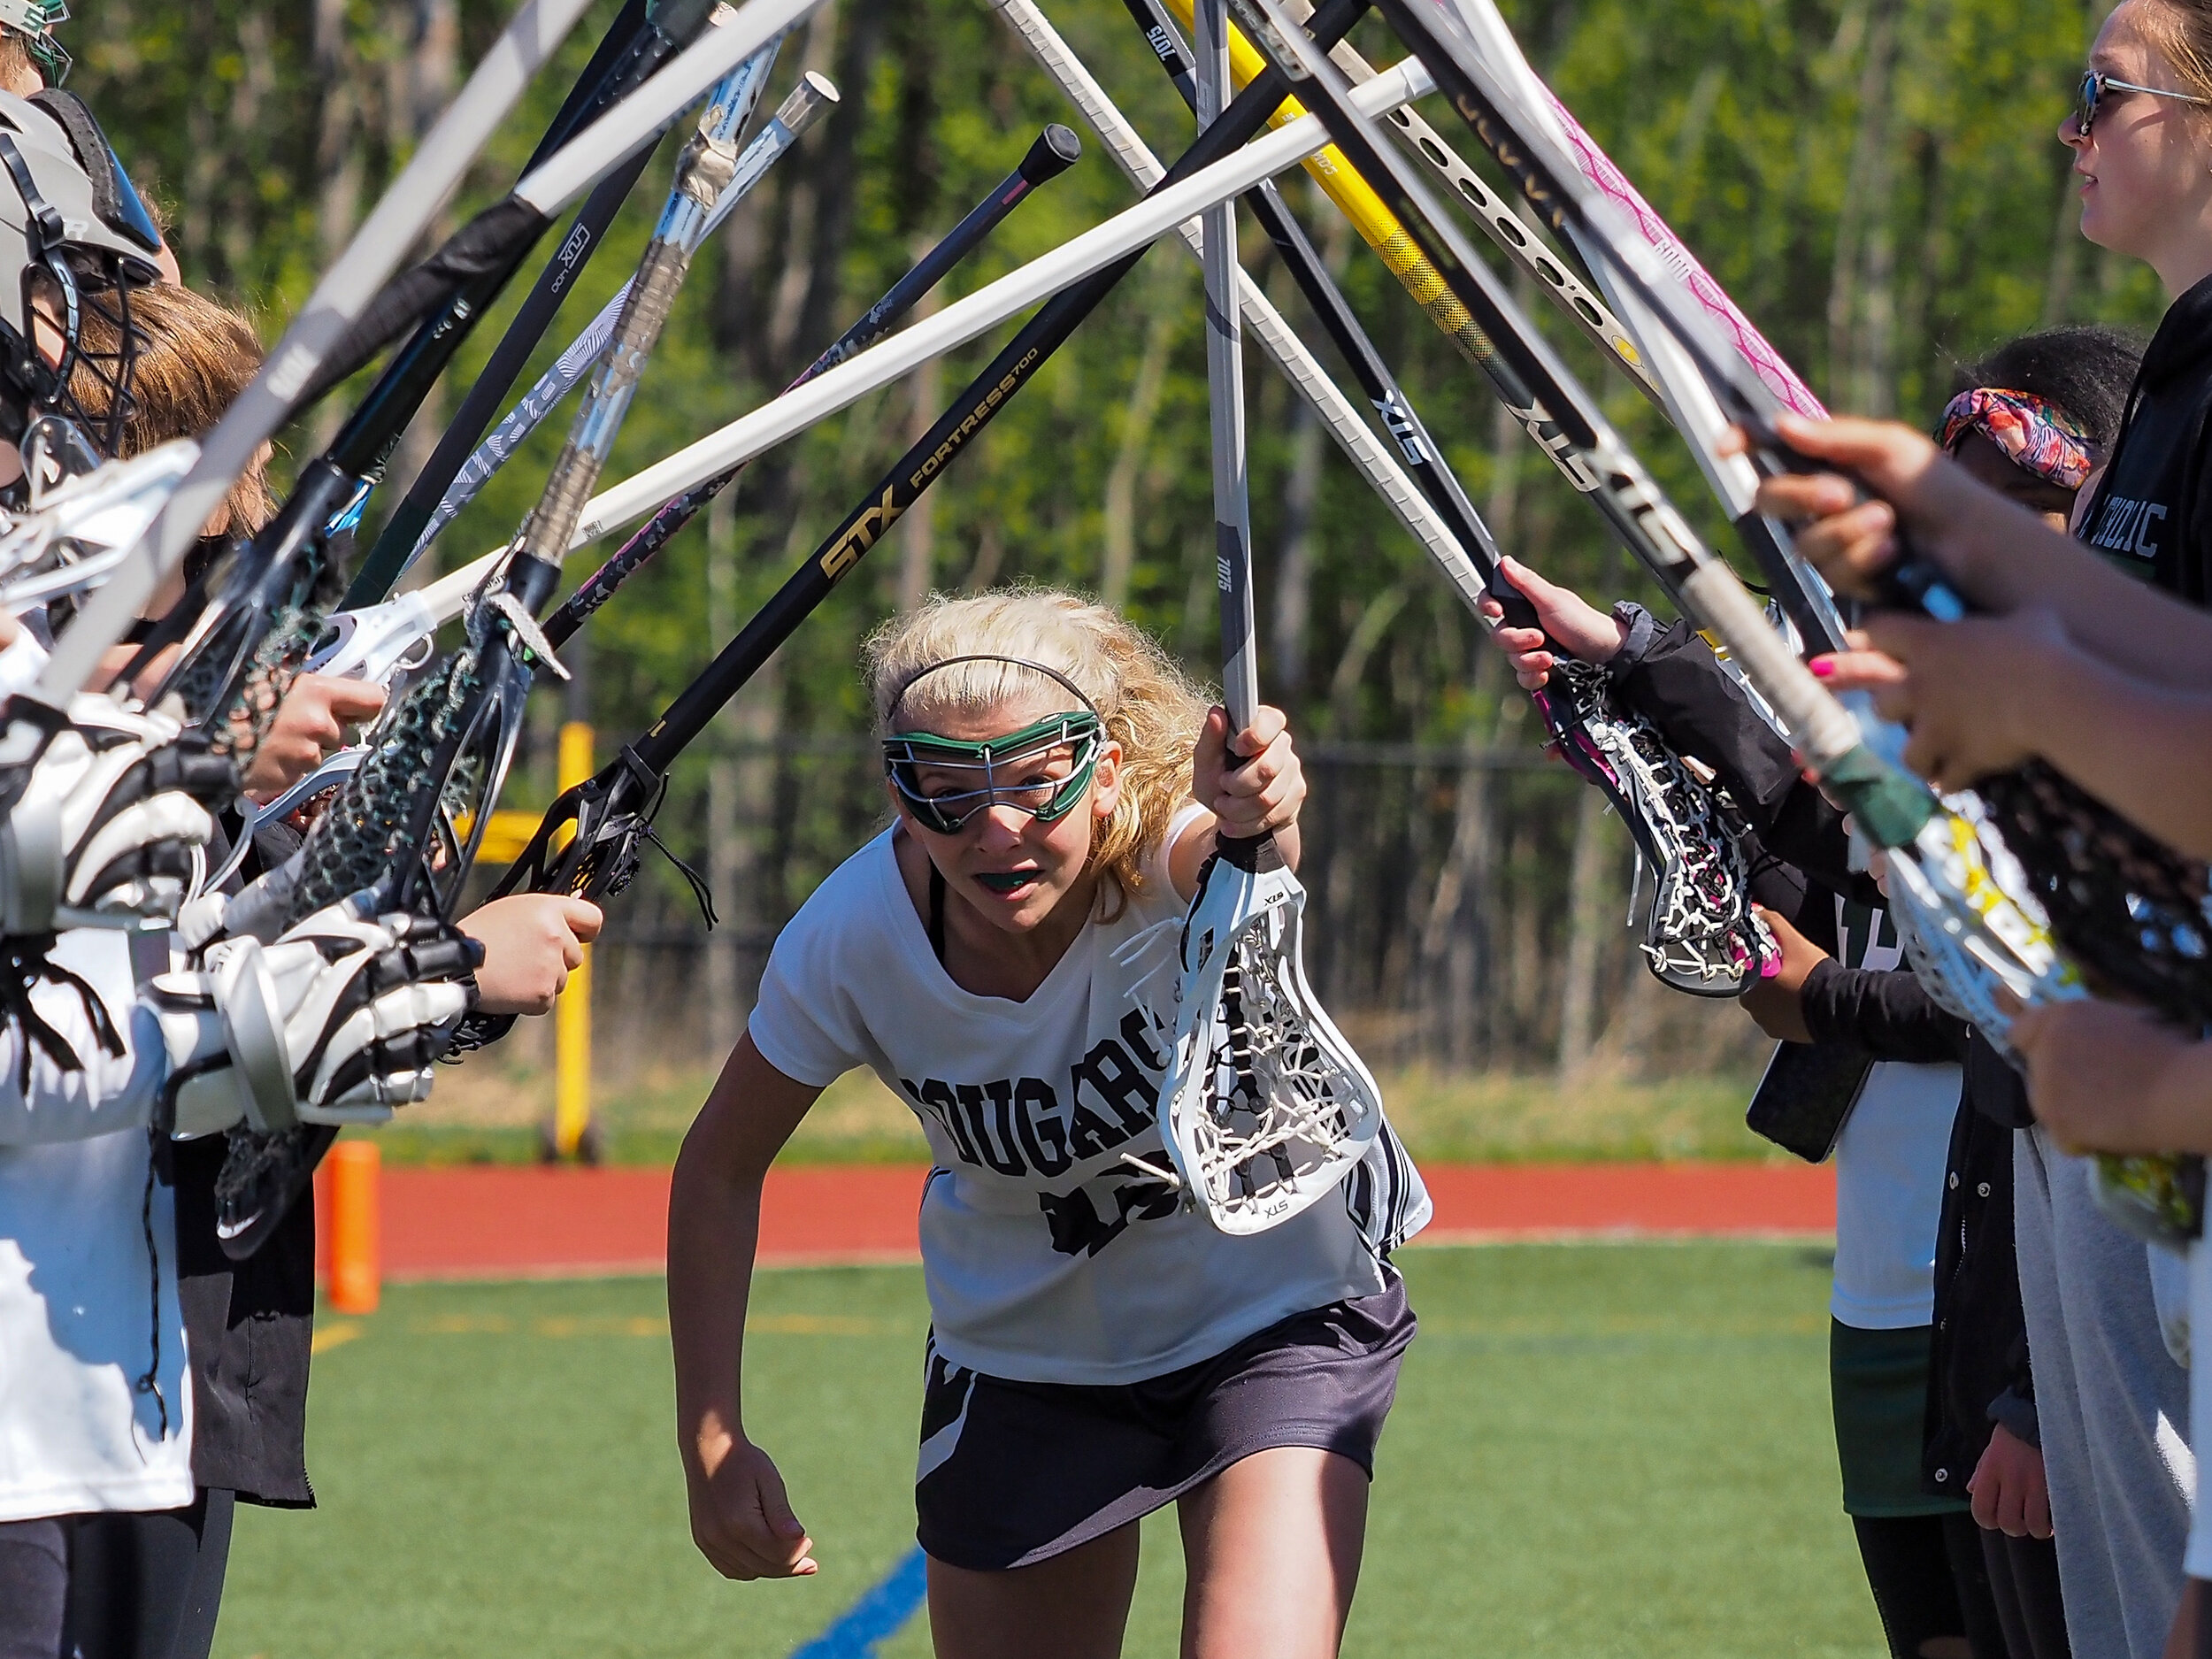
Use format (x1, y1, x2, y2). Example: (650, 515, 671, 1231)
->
(572, 57, 1436, 548)
(1197, 0, 1259, 731)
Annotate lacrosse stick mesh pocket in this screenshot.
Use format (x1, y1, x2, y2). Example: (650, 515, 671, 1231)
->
(1546, 661, 1772, 996)
(1933, 764, 2207, 1244)
(1165, 861, 1385, 1234)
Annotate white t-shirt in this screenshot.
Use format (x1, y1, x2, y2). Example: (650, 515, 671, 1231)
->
(1824, 896, 1962, 1330)
(748, 818, 1393, 1385)
(0, 929, 193, 1522)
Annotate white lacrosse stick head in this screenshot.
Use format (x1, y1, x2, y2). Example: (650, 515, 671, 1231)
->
(1158, 839, 1385, 1235)
(0, 436, 196, 611)
(1881, 793, 2084, 1060)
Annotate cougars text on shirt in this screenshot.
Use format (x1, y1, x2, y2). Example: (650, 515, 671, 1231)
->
(899, 1006, 1180, 1258)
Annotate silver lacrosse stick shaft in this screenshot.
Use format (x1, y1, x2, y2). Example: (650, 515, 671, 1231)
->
(1196, 0, 1258, 733)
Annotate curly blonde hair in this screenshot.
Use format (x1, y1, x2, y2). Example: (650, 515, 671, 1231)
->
(862, 588, 1210, 920)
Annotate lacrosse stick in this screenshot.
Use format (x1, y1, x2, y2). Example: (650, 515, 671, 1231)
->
(1114, 0, 1771, 996)
(207, 24, 819, 1259)
(1230, 0, 2084, 1018)
(379, 68, 840, 588)
(195, 550, 507, 895)
(130, 20, 795, 759)
(0, 438, 197, 614)
(493, 2, 1396, 906)
(1148, 0, 1385, 1236)
(1392, 0, 2202, 1238)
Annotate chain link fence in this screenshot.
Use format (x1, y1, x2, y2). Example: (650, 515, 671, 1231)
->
(487, 733, 1766, 1085)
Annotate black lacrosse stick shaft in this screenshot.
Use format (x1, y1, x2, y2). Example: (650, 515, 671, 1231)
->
(325, 0, 719, 490)
(347, 148, 660, 608)
(127, 0, 715, 710)
(634, 0, 1362, 776)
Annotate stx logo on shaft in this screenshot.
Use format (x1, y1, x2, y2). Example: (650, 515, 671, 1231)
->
(816, 347, 1045, 586)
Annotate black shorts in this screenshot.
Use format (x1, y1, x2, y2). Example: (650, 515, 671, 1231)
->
(914, 1275, 1415, 1571)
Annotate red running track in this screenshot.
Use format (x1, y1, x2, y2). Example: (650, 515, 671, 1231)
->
(318, 1161, 1837, 1283)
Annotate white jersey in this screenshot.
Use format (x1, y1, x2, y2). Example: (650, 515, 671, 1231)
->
(748, 817, 1402, 1386)
(1826, 895, 1960, 1331)
(0, 928, 192, 1522)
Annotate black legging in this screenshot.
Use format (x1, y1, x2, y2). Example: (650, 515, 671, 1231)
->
(65, 1489, 234, 1659)
(1852, 1511, 2009, 1659)
(0, 1518, 69, 1659)
(1981, 1527, 2070, 1659)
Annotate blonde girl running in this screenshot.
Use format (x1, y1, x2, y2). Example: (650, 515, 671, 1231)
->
(669, 589, 1423, 1659)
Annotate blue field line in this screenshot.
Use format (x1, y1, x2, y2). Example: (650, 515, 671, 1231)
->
(791, 1547, 928, 1658)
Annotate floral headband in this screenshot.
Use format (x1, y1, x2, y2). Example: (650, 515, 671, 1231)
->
(1936, 386, 2094, 490)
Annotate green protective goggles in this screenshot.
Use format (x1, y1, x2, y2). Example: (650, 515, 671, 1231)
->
(885, 710, 1105, 835)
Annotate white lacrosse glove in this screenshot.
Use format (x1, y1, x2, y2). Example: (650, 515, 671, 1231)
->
(146, 898, 480, 1138)
(0, 694, 235, 935)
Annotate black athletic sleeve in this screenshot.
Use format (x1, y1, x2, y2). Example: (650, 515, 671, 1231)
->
(1797, 958, 1971, 1064)
(1604, 607, 1876, 903)
(1963, 1031, 2035, 1130)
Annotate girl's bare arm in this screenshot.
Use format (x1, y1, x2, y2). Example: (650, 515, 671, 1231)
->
(668, 1033, 826, 1579)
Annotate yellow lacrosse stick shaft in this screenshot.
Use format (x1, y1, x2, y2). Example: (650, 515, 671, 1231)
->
(1164, 0, 1496, 367)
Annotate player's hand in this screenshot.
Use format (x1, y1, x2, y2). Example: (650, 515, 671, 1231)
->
(1809, 611, 2066, 791)
(2010, 997, 2208, 1155)
(1195, 703, 1304, 841)
(1738, 904, 1825, 1043)
(460, 895, 603, 1017)
(242, 674, 388, 803)
(1473, 557, 1627, 690)
(1968, 1423, 2053, 1540)
(687, 1432, 817, 1581)
(1738, 414, 1950, 600)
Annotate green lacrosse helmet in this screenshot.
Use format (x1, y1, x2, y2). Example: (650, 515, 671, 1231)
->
(0, 1, 69, 84)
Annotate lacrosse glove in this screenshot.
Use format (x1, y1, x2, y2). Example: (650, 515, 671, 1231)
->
(0, 694, 234, 935)
(148, 897, 481, 1139)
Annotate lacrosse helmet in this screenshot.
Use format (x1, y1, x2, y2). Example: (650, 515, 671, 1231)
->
(0, 88, 160, 457)
(0, 1, 68, 84)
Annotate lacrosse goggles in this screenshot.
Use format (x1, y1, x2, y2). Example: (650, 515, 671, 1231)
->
(883, 656, 1108, 837)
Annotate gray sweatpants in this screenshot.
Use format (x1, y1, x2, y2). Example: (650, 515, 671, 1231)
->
(2015, 1126, 2193, 1659)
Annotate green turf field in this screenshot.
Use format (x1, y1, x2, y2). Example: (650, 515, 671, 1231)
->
(213, 1244, 1886, 1658)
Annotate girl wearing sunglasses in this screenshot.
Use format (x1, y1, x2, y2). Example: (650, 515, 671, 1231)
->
(666, 589, 1422, 1659)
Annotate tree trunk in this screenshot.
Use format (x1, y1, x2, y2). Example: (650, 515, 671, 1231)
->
(1827, 0, 1897, 411)
(1271, 396, 1324, 699)
(385, 0, 457, 560)
(1102, 273, 1179, 607)
(1555, 782, 1616, 1079)
(704, 488, 743, 1057)
(308, 0, 361, 449)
